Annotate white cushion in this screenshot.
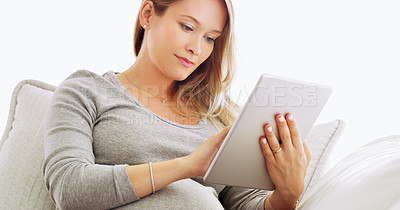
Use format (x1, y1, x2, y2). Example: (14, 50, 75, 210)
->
(300, 119, 345, 202)
(0, 80, 56, 209)
(298, 135, 400, 210)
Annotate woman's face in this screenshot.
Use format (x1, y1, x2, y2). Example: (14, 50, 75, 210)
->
(144, 0, 227, 81)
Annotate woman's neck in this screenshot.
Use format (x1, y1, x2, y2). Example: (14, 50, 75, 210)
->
(118, 61, 202, 125)
(123, 59, 174, 98)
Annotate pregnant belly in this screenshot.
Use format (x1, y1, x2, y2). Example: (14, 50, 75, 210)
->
(114, 179, 224, 210)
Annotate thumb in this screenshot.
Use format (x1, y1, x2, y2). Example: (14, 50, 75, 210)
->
(213, 125, 232, 146)
(219, 125, 232, 139)
(208, 125, 232, 163)
(303, 141, 312, 166)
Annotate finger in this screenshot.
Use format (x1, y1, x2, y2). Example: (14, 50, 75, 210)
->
(213, 125, 232, 141)
(275, 114, 292, 148)
(303, 141, 312, 166)
(259, 136, 276, 164)
(264, 123, 281, 154)
(206, 125, 232, 151)
(285, 114, 302, 148)
(215, 125, 232, 147)
(220, 125, 232, 137)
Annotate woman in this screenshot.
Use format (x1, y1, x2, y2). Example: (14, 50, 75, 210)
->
(43, 0, 311, 209)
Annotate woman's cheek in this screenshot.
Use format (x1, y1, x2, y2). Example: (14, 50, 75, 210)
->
(201, 45, 214, 62)
(168, 28, 187, 48)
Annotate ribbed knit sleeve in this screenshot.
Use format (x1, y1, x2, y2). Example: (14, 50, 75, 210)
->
(43, 70, 139, 209)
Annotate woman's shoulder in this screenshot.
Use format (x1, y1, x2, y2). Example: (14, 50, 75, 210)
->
(57, 69, 114, 90)
(53, 69, 115, 101)
(62, 69, 104, 84)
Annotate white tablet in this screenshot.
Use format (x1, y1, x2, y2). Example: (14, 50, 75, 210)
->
(204, 74, 332, 190)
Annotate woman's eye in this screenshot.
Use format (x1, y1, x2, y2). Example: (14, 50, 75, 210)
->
(181, 24, 193, 32)
(205, 36, 215, 43)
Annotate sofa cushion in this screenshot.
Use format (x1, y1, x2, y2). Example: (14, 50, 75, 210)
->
(300, 119, 345, 202)
(298, 135, 400, 210)
(0, 80, 56, 209)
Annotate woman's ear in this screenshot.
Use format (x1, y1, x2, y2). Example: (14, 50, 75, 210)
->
(139, 1, 154, 29)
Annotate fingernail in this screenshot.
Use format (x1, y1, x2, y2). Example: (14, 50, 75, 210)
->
(278, 115, 285, 122)
(261, 137, 267, 144)
(288, 114, 294, 121)
(267, 126, 272, 133)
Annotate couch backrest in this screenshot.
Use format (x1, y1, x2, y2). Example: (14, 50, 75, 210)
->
(0, 80, 56, 210)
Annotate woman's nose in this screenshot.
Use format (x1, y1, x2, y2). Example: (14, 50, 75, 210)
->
(187, 36, 202, 56)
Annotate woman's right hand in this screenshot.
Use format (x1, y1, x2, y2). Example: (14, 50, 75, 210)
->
(182, 125, 232, 177)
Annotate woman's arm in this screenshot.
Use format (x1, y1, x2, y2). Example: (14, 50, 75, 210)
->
(126, 125, 232, 198)
(44, 71, 139, 209)
(126, 158, 188, 198)
(44, 70, 232, 209)
(265, 191, 299, 210)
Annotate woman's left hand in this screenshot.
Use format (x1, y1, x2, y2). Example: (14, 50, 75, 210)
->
(259, 113, 312, 206)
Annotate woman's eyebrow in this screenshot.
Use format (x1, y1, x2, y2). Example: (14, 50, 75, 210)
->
(181, 15, 222, 34)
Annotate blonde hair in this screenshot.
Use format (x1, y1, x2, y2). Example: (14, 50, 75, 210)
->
(134, 0, 239, 130)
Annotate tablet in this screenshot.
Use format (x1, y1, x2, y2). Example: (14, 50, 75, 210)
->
(204, 74, 332, 190)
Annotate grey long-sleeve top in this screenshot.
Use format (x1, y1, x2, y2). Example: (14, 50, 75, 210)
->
(43, 70, 269, 209)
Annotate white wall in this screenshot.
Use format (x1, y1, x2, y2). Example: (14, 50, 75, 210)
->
(1, 0, 399, 169)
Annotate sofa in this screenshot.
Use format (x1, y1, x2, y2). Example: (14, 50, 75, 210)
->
(0, 79, 399, 210)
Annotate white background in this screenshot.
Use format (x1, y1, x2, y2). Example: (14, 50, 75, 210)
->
(1, 0, 399, 169)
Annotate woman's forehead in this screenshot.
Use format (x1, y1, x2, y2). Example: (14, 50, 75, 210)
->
(165, 0, 227, 30)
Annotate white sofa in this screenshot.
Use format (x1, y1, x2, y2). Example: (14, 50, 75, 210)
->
(0, 79, 399, 210)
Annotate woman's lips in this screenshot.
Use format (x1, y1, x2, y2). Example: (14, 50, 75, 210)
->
(175, 55, 194, 68)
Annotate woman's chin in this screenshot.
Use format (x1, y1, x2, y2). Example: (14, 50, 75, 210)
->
(169, 71, 194, 82)
(174, 77, 189, 82)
